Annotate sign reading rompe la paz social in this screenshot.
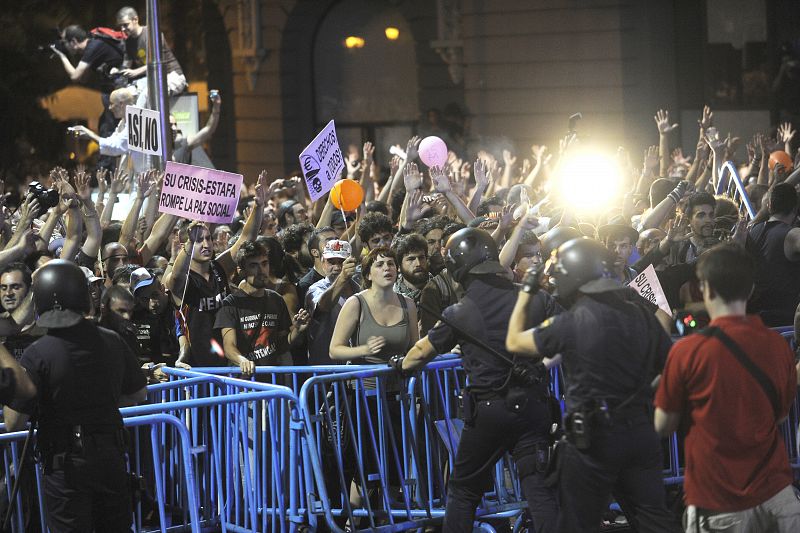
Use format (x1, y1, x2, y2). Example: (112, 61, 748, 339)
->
(158, 162, 242, 224)
(299, 120, 345, 202)
(126, 105, 162, 156)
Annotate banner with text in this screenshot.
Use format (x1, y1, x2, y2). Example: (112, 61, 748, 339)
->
(628, 264, 671, 316)
(298, 120, 344, 202)
(158, 162, 242, 224)
(126, 105, 162, 156)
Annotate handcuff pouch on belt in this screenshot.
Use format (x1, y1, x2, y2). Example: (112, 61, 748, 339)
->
(564, 400, 611, 450)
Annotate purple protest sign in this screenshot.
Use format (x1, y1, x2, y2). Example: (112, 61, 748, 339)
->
(159, 161, 243, 224)
(299, 120, 344, 203)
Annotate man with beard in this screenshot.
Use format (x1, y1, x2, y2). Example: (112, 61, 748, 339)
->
(164, 172, 266, 367)
(131, 268, 179, 365)
(214, 240, 309, 375)
(598, 223, 639, 284)
(414, 216, 448, 275)
(668, 192, 717, 264)
(392, 233, 431, 307)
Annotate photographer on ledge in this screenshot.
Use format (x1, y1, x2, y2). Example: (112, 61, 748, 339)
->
(51, 24, 125, 169)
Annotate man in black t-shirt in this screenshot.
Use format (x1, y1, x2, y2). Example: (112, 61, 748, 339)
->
(163, 173, 267, 367)
(214, 241, 308, 375)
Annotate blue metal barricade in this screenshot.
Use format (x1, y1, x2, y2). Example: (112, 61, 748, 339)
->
(0, 413, 200, 533)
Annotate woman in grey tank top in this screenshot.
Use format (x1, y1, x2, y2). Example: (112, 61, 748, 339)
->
(329, 247, 419, 363)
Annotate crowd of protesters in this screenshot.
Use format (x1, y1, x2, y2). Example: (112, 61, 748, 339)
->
(4, 14, 800, 527)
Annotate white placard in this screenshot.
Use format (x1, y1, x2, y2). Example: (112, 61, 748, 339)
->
(298, 120, 345, 202)
(628, 264, 671, 316)
(126, 105, 162, 156)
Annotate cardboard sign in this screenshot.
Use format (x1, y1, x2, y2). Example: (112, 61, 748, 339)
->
(628, 264, 671, 316)
(158, 161, 242, 224)
(126, 105, 162, 156)
(298, 120, 345, 202)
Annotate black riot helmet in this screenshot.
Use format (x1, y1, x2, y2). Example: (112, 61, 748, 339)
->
(549, 237, 620, 302)
(539, 226, 582, 261)
(33, 259, 90, 328)
(444, 227, 507, 283)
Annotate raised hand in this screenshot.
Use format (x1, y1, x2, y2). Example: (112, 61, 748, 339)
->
(406, 136, 421, 161)
(502, 149, 517, 169)
(18, 194, 40, 227)
(698, 105, 713, 131)
(704, 127, 725, 153)
(778, 122, 795, 144)
(497, 203, 516, 230)
(671, 148, 692, 167)
(643, 145, 659, 173)
(96, 168, 109, 195)
(110, 166, 129, 194)
(430, 166, 452, 193)
(362, 141, 375, 165)
(403, 162, 423, 191)
(73, 168, 92, 201)
(460, 161, 471, 181)
(406, 189, 425, 223)
(390, 155, 401, 176)
(474, 159, 490, 189)
(254, 170, 269, 206)
(654, 109, 678, 134)
(135, 170, 156, 199)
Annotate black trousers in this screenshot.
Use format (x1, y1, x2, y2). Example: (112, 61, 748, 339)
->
(556, 416, 681, 533)
(443, 391, 558, 533)
(42, 434, 131, 533)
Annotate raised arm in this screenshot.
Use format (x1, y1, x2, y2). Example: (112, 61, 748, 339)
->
(101, 167, 129, 229)
(71, 168, 102, 260)
(216, 171, 267, 276)
(430, 166, 475, 224)
(654, 109, 679, 178)
(119, 171, 155, 249)
(186, 91, 222, 149)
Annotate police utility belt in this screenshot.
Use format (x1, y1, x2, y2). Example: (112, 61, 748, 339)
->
(37, 425, 126, 471)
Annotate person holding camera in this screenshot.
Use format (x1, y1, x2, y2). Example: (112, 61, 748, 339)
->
(170, 90, 222, 165)
(505, 237, 680, 533)
(3, 260, 147, 532)
(392, 228, 558, 533)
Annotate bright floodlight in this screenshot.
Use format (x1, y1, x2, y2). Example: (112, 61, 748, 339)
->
(556, 151, 623, 214)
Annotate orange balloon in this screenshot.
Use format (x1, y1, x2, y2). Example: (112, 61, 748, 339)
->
(330, 179, 364, 211)
(769, 150, 793, 171)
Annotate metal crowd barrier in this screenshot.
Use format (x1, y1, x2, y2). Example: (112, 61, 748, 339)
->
(0, 413, 200, 533)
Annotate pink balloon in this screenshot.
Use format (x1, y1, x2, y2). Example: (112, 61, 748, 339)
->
(418, 136, 448, 167)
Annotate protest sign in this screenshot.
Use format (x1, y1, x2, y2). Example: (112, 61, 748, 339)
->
(158, 161, 242, 224)
(628, 264, 671, 316)
(298, 120, 344, 202)
(126, 105, 162, 156)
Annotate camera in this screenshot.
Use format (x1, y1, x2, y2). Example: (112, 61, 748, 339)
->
(28, 181, 60, 215)
(209, 89, 219, 100)
(37, 28, 68, 56)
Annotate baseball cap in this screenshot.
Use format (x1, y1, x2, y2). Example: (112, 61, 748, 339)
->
(130, 267, 155, 294)
(79, 266, 103, 283)
(322, 240, 351, 260)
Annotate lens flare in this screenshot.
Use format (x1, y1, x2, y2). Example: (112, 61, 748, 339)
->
(556, 151, 623, 214)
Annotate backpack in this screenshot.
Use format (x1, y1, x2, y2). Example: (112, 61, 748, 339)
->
(89, 27, 125, 56)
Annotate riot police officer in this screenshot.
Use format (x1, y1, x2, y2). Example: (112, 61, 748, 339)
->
(506, 238, 681, 533)
(393, 228, 559, 533)
(3, 260, 147, 532)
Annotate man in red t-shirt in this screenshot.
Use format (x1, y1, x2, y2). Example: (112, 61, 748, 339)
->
(655, 244, 800, 532)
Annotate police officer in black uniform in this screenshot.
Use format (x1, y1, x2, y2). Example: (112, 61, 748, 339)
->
(392, 228, 559, 533)
(3, 260, 147, 533)
(506, 238, 681, 533)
